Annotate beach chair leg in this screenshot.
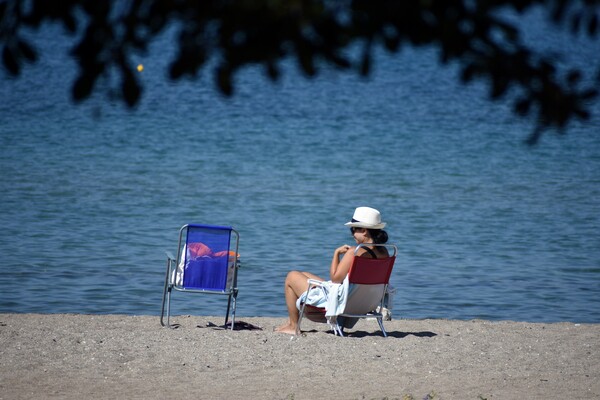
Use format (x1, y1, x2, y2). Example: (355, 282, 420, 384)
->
(297, 303, 306, 334)
(223, 290, 238, 331)
(160, 287, 175, 329)
(234, 291, 238, 321)
(160, 289, 168, 327)
(160, 260, 173, 328)
(225, 295, 232, 327)
(229, 292, 237, 331)
(377, 317, 388, 337)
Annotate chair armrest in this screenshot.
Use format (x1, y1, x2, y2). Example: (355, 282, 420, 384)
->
(166, 251, 176, 261)
(306, 278, 325, 288)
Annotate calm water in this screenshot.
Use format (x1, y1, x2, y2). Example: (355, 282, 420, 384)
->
(1, 12, 599, 322)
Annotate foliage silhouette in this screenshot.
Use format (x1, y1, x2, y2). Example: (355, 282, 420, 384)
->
(1, 0, 598, 143)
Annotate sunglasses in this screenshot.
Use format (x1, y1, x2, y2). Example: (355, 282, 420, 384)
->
(350, 227, 366, 234)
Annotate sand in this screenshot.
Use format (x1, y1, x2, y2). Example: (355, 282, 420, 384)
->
(0, 313, 598, 399)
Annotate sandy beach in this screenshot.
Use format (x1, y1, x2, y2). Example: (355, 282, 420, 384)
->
(0, 313, 598, 399)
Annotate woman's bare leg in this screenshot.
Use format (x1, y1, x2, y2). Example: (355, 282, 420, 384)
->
(275, 271, 324, 335)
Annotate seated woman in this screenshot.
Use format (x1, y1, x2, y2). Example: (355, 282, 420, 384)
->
(275, 206, 389, 335)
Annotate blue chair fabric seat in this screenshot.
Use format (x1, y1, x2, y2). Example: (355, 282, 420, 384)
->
(160, 224, 240, 329)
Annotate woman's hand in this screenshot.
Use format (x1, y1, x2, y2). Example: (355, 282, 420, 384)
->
(330, 245, 354, 282)
(335, 245, 351, 256)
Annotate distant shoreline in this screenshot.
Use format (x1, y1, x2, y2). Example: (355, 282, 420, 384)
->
(1, 313, 598, 399)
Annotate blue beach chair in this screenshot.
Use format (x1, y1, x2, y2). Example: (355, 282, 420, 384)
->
(160, 224, 240, 329)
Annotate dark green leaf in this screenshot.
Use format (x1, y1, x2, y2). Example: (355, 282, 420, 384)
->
(122, 71, 141, 107)
(169, 61, 184, 80)
(18, 40, 37, 62)
(514, 97, 531, 116)
(360, 51, 371, 76)
(581, 88, 598, 100)
(266, 61, 279, 80)
(588, 14, 598, 36)
(2, 46, 20, 75)
(570, 12, 581, 34)
(72, 74, 94, 101)
(216, 66, 233, 96)
(567, 70, 581, 85)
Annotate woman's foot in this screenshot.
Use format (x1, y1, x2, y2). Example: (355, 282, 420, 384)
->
(274, 323, 299, 335)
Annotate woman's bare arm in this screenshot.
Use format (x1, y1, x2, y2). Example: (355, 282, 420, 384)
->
(330, 245, 354, 283)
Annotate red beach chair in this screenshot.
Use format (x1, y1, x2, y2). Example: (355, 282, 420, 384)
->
(297, 243, 397, 337)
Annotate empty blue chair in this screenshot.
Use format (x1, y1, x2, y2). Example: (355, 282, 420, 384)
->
(160, 224, 240, 329)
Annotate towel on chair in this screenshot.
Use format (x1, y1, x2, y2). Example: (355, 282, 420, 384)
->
(297, 279, 351, 328)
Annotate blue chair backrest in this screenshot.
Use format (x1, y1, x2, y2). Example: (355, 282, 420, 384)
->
(181, 224, 234, 291)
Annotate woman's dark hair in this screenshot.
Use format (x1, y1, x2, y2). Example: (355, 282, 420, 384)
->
(367, 229, 388, 244)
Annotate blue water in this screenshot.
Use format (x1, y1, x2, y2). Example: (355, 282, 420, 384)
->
(1, 12, 599, 322)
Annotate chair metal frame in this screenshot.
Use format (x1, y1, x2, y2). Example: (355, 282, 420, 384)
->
(297, 243, 397, 337)
(160, 224, 240, 329)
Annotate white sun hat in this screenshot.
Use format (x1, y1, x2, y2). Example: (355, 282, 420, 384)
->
(344, 206, 386, 229)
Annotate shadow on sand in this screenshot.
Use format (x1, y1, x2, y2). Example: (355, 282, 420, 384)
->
(346, 330, 437, 338)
